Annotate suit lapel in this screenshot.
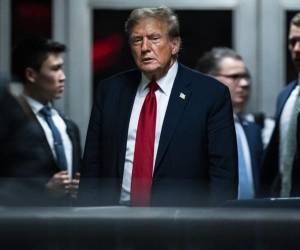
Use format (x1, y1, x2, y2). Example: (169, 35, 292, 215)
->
(117, 71, 141, 178)
(154, 64, 191, 175)
(36, 119, 58, 169)
(277, 80, 298, 120)
(17, 95, 57, 169)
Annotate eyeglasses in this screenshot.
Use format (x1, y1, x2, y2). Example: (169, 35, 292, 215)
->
(289, 38, 300, 49)
(216, 73, 250, 82)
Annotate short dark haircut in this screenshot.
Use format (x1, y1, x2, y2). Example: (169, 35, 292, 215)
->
(290, 12, 300, 27)
(195, 47, 243, 75)
(125, 6, 180, 40)
(12, 36, 66, 83)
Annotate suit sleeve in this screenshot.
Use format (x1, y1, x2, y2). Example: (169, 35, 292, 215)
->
(71, 121, 82, 175)
(207, 86, 238, 202)
(82, 84, 103, 177)
(259, 87, 289, 197)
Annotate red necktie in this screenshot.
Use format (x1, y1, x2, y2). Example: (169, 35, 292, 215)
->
(131, 81, 159, 206)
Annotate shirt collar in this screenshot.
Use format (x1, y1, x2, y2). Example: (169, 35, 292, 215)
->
(23, 95, 52, 115)
(138, 61, 178, 96)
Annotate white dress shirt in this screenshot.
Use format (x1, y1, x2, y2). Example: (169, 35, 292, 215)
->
(24, 95, 73, 179)
(120, 61, 178, 204)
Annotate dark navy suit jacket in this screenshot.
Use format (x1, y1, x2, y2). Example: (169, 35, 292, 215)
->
(260, 80, 299, 197)
(0, 92, 82, 205)
(239, 117, 263, 196)
(81, 64, 238, 206)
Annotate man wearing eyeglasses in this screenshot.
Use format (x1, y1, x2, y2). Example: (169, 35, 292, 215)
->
(195, 47, 263, 199)
(260, 13, 300, 198)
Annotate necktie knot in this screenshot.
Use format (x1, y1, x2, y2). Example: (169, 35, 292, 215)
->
(40, 106, 52, 117)
(148, 81, 159, 93)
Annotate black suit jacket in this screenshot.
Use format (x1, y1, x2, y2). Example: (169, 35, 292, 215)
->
(260, 80, 298, 197)
(0, 90, 82, 205)
(81, 64, 238, 206)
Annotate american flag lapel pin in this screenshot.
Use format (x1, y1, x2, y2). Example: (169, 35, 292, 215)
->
(179, 92, 186, 100)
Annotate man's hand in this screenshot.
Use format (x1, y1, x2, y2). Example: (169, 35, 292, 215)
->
(69, 172, 80, 198)
(46, 171, 71, 197)
(46, 171, 80, 198)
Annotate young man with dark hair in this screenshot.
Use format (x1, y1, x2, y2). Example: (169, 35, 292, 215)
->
(0, 36, 81, 205)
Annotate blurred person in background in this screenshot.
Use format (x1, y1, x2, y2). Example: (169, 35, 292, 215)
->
(195, 47, 263, 199)
(0, 36, 82, 205)
(81, 6, 237, 207)
(261, 13, 300, 198)
(0, 74, 50, 205)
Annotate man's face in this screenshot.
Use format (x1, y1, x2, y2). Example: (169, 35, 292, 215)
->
(28, 53, 65, 104)
(215, 57, 250, 112)
(129, 17, 180, 80)
(289, 24, 300, 72)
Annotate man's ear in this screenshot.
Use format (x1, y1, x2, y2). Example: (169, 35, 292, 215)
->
(25, 67, 37, 83)
(171, 37, 181, 56)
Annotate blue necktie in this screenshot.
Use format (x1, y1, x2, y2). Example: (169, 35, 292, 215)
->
(40, 106, 67, 170)
(236, 123, 254, 199)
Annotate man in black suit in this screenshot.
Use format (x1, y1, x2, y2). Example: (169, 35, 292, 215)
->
(82, 6, 237, 206)
(261, 13, 300, 197)
(195, 47, 263, 199)
(0, 37, 82, 205)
